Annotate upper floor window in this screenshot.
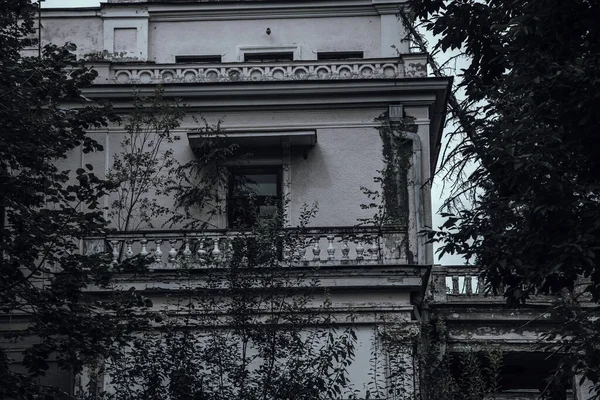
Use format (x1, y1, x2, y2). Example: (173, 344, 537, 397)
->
(244, 52, 294, 62)
(317, 51, 364, 61)
(228, 167, 282, 229)
(175, 55, 222, 63)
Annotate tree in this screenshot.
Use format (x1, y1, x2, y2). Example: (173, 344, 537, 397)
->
(106, 87, 185, 233)
(409, 0, 600, 395)
(93, 212, 358, 400)
(0, 1, 147, 398)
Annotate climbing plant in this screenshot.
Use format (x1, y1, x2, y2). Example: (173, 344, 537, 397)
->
(370, 316, 503, 400)
(359, 112, 416, 229)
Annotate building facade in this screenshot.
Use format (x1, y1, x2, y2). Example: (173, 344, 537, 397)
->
(9, 0, 594, 399)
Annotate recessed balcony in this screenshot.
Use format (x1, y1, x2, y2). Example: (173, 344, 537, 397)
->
(101, 54, 428, 85)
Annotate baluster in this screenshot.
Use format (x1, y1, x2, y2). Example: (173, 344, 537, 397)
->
(282, 240, 291, 262)
(452, 276, 459, 294)
(168, 239, 178, 263)
(225, 237, 233, 260)
(355, 237, 365, 261)
(366, 236, 373, 259)
(182, 238, 192, 261)
(312, 236, 321, 261)
(465, 276, 473, 295)
(154, 239, 163, 263)
(395, 237, 404, 260)
(196, 238, 207, 265)
(212, 238, 221, 258)
(326, 235, 336, 261)
(370, 237, 379, 260)
(301, 242, 308, 262)
(475, 277, 482, 294)
(125, 240, 134, 259)
(111, 240, 120, 265)
(140, 239, 149, 257)
(240, 239, 249, 265)
(341, 238, 350, 261)
(292, 242, 300, 262)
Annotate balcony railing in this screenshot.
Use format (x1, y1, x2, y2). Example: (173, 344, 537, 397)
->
(430, 265, 485, 302)
(431, 265, 589, 305)
(106, 55, 428, 85)
(84, 226, 409, 270)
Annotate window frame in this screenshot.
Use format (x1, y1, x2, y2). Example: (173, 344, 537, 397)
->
(227, 166, 283, 229)
(237, 45, 300, 62)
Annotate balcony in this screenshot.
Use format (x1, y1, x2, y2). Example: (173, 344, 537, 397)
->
(84, 225, 410, 270)
(99, 55, 428, 85)
(431, 265, 484, 299)
(430, 265, 570, 307)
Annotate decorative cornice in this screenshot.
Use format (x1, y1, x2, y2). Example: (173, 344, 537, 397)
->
(104, 56, 428, 85)
(79, 78, 450, 121)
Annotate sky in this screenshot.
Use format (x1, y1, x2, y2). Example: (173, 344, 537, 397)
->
(41, 0, 467, 265)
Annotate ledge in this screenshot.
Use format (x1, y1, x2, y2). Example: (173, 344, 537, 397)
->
(91, 55, 428, 84)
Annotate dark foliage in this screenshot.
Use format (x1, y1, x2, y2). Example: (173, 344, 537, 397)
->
(411, 0, 600, 394)
(0, 1, 147, 398)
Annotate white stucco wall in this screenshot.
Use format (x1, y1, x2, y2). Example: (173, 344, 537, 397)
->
(291, 126, 383, 227)
(41, 17, 103, 57)
(149, 16, 380, 63)
(40, 1, 411, 62)
(66, 106, 390, 230)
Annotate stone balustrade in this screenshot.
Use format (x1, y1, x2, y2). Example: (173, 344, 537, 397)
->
(106, 55, 428, 85)
(445, 266, 483, 295)
(430, 265, 484, 300)
(84, 226, 409, 269)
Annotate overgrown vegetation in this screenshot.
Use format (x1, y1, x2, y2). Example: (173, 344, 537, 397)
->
(107, 87, 185, 232)
(418, 318, 503, 400)
(358, 113, 416, 264)
(82, 91, 361, 400)
(409, 0, 600, 394)
(0, 1, 150, 398)
(92, 210, 358, 400)
(359, 113, 416, 228)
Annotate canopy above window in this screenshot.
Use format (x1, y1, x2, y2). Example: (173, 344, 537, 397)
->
(187, 129, 317, 149)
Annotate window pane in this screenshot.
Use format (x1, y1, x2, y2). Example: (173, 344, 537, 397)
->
(233, 173, 278, 196)
(317, 51, 364, 60)
(229, 168, 281, 229)
(175, 55, 222, 63)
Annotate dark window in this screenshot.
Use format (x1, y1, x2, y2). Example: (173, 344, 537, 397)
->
(317, 51, 364, 60)
(228, 167, 282, 229)
(244, 52, 294, 62)
(175, 55, 222, 63)
(448, 352, 571, 400)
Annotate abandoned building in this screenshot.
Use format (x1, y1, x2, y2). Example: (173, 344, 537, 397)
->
(3, 0, 595, 398)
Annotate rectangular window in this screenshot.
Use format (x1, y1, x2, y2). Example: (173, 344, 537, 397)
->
(317, 51, 364, 60)
(244, 52, 294, 62)
(175, 55, 222, 63)
(228, 167, 282, 229)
